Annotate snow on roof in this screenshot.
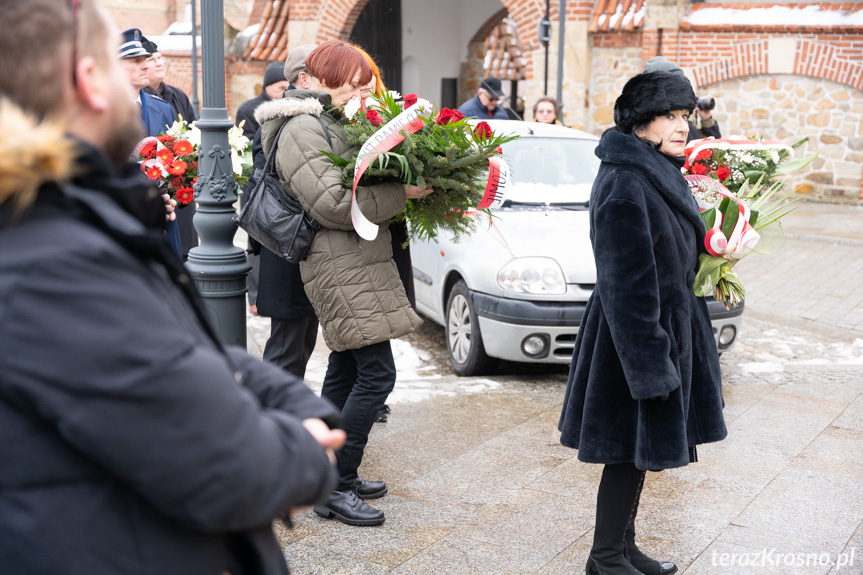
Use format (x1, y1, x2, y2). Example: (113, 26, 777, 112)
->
(685, 4, 863, 28)
(147, 34, 201, 55)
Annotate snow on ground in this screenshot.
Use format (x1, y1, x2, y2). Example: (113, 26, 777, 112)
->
(303, 337, 502, 404)
(731, 320, 863, 380)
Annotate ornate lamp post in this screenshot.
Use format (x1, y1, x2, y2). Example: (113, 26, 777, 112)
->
(187, 0, 251, 347)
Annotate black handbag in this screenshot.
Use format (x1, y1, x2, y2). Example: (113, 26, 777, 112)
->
(233, 120, 321, 264)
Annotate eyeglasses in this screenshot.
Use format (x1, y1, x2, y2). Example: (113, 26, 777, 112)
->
(68, 0, 81, 86)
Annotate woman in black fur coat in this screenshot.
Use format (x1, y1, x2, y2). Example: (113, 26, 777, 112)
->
(558, 71, 727, 575)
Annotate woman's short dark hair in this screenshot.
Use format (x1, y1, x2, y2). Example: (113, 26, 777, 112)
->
(305, 40, 372, 90)
(532, 96, 560, 118)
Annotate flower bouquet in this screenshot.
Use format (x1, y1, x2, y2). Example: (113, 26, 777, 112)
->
(683, 136, 816, 195)
(133, 117, 253, 206)
(322, 91, 517, 243)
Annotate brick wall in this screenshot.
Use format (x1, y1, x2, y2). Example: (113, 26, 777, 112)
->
(104, 0, 180, 35)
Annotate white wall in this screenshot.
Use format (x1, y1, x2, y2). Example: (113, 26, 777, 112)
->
(401, 0, 504, 106)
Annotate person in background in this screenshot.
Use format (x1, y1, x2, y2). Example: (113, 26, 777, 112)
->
(142, 37, 198, 259)
(558, 70, 727, 575)
(143, 42, 197, 122)
(642, 57, 721, 143)
(118, 27, 182, 257)
(532, 96, 565, 125)
(237, 61, 295, 313)
(255, 44, 320, 379)
(236, 61, 293, 142)
(0, 1, 345, 573)
(457, 76, 509, 120)
(256, 40, 431, 527)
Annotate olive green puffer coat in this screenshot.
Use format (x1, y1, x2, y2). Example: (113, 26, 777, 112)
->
(255, 90, 421, 352)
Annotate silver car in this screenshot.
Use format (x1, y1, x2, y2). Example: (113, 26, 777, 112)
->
(410, 120, 743, 376)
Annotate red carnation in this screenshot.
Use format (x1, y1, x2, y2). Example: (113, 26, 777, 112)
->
(435, 108, 455, 125)
(715, 165, 731, 181)
(173, 140, 194, 156)
(365, 109, 383, 127)
(403, 93, 418, 108)
(156, 148, 174, 163)
(157, 134, 173, 144)
(473, 121, 493, 140)
(170, 177, 184, 188)
(175, 186, 195, 205)
(695, 149, 712, 161)
(144, 165, 162, 180)
(190, 161, 198, 171)
(139, 141, 157, 159)
(691, 162, 709, 176)
(496, 147, 503, 154)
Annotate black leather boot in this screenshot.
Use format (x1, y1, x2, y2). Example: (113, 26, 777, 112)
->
(624, 473, 678, 575)
(586, 463, 645, 575)
(313, 489, 385, 526)
(355, 477, 388, 500)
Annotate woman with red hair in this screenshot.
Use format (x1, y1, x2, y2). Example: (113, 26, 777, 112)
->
(254, 40, 432, 527)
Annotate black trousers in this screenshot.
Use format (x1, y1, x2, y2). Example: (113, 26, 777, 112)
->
(322, 340, 396, 491)
(262, 316, 319, 380)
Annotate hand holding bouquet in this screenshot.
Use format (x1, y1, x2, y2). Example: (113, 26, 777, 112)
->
(323, 91, 517, 243)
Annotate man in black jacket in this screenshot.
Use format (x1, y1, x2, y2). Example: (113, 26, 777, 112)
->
(0, 2, 343, 573)
(252, 45, 320, 379)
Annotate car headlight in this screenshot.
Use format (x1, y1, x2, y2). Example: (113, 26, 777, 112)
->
(497, 257, 566, 295)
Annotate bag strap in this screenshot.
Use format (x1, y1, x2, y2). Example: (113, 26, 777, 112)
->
(313, 115, 334, 150)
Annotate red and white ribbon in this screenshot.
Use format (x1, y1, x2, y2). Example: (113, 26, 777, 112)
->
(351, 104, 426, 240)
(686, 175, 760, 259)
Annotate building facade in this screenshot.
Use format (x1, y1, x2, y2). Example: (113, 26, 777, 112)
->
(108, 0, 863, 203)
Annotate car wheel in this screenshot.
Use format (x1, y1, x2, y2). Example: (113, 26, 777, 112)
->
(446, 280, 498, 376)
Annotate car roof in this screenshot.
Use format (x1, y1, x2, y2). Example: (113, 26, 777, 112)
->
(472, 119, 600, 141)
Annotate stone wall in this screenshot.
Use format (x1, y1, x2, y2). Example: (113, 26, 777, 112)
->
(702, 74, 862, 204)
(588, 35, 643, 134)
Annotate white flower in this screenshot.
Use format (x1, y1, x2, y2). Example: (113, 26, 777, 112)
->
(228, 125, 249, 153)
(185, 124, 201, 148)
(344, 97, 362, 120)
(415, 98, 434, 114)
(231, 150, 244, 176)
(166, 120, 188, 138)
(770, 151, 780, 163)
(742, 154, 754, 164)
(387, 90, 401, 101)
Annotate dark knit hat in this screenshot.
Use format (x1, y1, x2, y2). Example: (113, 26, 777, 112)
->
(613, 71, 696, 134)
(262, 61, 287, 88)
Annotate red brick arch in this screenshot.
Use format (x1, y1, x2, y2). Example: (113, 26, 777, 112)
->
(306, 0, 550, 46)
(691, 38, 863, 91)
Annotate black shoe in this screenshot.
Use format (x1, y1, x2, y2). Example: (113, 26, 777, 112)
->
(313, 490, 385, 526)
(374, 412, 388, 423)
(625, 545, 677, 575)
(586, 555, 644, 575)
(354, 477, 387, 500)
(379, 404, 391, 414)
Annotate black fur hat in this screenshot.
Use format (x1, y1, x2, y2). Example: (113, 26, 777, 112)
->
(613, 71, 696, 134)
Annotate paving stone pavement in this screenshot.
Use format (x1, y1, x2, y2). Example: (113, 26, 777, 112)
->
(242, 202, 863, 575)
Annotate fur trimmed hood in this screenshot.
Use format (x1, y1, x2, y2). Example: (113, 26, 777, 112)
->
(0, 99, 76, 210)
(613, 71, 696, 134)
(253, 89, 330, 126)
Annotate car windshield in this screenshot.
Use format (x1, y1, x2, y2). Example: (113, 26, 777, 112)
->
(500, 137, 600, 205)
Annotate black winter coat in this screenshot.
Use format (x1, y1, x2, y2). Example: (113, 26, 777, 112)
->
(0, 136, 339, 574)
(558, 129, 726, 471)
